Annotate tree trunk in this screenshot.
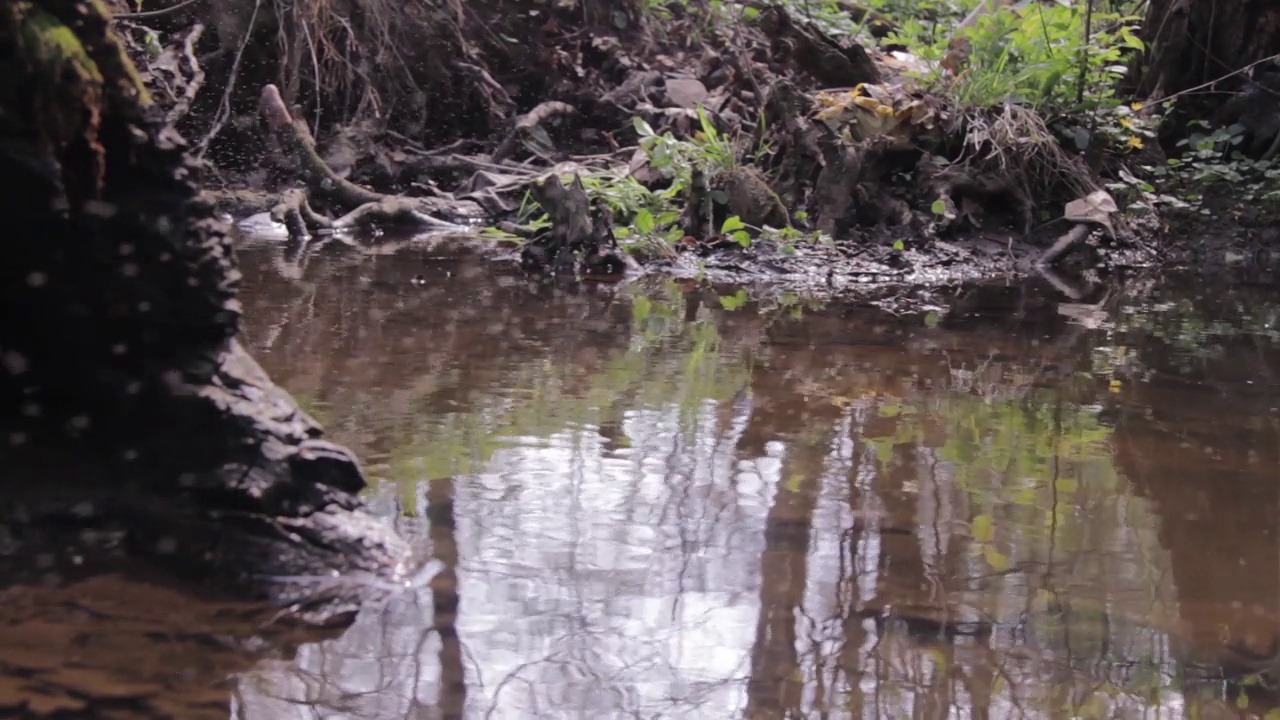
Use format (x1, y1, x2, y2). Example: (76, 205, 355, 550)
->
(1136, 0, 1280, 100)
(0, 0, 411, 622)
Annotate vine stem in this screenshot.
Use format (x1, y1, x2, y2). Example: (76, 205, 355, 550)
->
(1076, 0, 1094, 105)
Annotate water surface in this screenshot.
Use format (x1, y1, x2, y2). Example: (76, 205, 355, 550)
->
(9, 235, 1280, 719)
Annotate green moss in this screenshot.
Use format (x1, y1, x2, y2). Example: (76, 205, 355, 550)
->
(19, 6, 103, 86)
(84, 0, 153, 106)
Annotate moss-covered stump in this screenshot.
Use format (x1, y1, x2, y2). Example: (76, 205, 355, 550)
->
(0, 0, 412, 621)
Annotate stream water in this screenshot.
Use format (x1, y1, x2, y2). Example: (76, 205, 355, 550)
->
(6, 235, 1280, 719)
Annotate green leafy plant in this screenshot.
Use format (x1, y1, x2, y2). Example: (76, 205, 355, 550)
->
(889, 3, 1143, 114)
(1110, 120, 1280, 215)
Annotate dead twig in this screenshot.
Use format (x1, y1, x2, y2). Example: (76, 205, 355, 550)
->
(112, 0, 204, 19)
(196, 0, 262, 160)
(488, 99, 576, 163)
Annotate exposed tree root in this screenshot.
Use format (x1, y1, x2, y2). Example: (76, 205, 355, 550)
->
(490, 100, 577, 164)
(258, 83, 478, 236)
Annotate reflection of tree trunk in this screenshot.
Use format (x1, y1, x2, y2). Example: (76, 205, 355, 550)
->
(960, 630, 996, 720)
(427, 477, 467, 720)
(837, 518, 868, 714)
(745, 446, 822, 719)
(917, 642, 955, 720)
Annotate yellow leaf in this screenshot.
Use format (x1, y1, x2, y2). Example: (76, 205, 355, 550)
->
(851, 96, 882, 111)
(1127, 136, 1144, 149)
(982, 545, 1011, 571)
(972, 514, 994, 542)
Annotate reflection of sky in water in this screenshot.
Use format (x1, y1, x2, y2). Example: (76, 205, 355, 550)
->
(234, 398, 1192, 719)
(456, 404, 778, 718)
(222, 245, 1280, 719)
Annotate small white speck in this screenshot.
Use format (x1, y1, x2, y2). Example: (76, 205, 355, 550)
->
(187, 277, 199, 287)
(156, 537, 177, 555)
(122, 448, 138, 461)
(155, 216, 172, 234)
(111, 343, 127, 355)
(125, 381, 142, 395)
(121, 263, 139, 277)
(69, 415, 90, 430)
(27, 272, 47, 288)
(9, 432, 27, 446)
(2, 352, 27, 375)
(21, 402, 40, 417)
(158, 252, 172, 262)
(119, 243, 134, 256)
(178, 473, 196, 486)
(83, 200, 118, 218)
(137, 301, 151, 312)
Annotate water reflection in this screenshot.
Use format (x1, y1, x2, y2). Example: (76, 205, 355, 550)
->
(225, 237, 1280, 719)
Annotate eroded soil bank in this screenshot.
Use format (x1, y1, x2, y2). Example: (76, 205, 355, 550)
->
(103, 0, 1280, 296)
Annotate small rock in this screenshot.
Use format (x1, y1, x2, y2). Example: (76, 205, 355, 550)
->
(664, 77, 708, 109)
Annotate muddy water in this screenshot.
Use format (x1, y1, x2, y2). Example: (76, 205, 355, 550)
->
(7, 236, 1280, 719)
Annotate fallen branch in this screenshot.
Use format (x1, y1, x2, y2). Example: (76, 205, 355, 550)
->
(260, 84, 382, 207)
(1035, 223, 1091, 267)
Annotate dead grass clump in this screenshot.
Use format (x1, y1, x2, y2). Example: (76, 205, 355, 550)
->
(952, 102, 1096, 200)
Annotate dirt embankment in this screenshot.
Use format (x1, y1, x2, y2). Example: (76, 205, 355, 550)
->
(105, 0, 1280, 296)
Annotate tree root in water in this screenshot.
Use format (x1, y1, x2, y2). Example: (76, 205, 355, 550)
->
(258, 84, 475, 237)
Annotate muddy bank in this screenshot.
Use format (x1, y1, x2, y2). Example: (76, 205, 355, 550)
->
(109, 0, 1280, 296)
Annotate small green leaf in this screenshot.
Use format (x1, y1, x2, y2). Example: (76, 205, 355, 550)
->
(632, 116, 655, 138)
(924, 311, 940, 328)
(632, 296, 652, 322)
(635, 209, 655, 234)
(892, 239, 905, 251)
(931, 199, 948, 215)
(697, 106, 718, 141)
(732, 230, 751, 247)
(721, 215, 747, 233)
(719, 288, 749, 310)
